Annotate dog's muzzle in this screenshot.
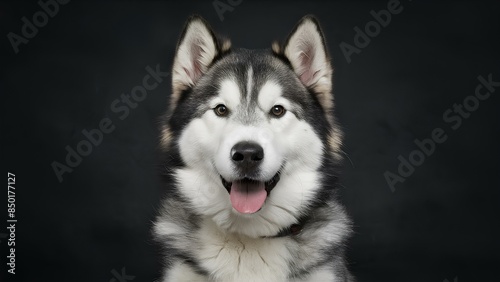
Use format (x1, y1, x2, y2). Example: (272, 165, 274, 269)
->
(219, 141, 281, 214)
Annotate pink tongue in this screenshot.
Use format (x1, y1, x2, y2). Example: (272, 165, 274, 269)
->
(230, 181, 267, 214)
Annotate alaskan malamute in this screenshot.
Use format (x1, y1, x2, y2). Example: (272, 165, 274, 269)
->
(154, 15, 353, 281)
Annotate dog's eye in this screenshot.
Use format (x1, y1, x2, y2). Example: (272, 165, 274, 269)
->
(270, 105, 286, 117)
(214, 104, 228, 117)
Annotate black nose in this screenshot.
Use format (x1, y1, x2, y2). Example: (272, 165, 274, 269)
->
(231, 142, 264, 173)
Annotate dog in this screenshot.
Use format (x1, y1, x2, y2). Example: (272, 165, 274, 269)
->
(153, 15, 353, 282)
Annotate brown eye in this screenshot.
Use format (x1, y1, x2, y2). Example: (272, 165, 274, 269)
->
(214, 104, 228, 116)
(270, 105, 286, 117)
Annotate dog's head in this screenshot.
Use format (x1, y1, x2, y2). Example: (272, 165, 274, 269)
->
(161, 15, 343, 237)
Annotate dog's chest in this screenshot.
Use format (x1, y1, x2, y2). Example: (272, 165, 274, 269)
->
(195, 219, 294, 281)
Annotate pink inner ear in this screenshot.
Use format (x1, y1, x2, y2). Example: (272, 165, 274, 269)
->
(297, 45, 316, 87)
(189, 41, 204, 83)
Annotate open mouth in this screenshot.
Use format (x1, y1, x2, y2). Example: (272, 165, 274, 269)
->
(221, 173, 280, 214)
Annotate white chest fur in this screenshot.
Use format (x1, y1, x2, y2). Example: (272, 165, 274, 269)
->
(195, 218, 292, 281)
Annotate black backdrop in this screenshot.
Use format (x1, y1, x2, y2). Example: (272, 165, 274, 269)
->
(1, 1, 499, 281)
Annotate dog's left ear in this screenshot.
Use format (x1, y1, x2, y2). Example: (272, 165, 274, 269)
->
(275, 15, 333, 111)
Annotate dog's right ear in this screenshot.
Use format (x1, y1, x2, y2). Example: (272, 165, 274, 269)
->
(171, 15, 230, 107)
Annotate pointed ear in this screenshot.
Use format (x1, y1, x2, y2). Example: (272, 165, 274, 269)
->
(277, 15, 333, 112)
(171, 15, 230, 106)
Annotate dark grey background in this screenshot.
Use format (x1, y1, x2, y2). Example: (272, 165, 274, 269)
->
(1, 0, 499, 281)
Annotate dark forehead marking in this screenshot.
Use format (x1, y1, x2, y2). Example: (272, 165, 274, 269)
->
(212, 49, 314, 111)
(184, 48, 326, 124)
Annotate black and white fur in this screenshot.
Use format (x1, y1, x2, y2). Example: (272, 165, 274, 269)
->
(154, 15, 353, 281)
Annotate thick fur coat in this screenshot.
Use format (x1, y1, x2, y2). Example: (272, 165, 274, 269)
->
(154, 15, 353, 282)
